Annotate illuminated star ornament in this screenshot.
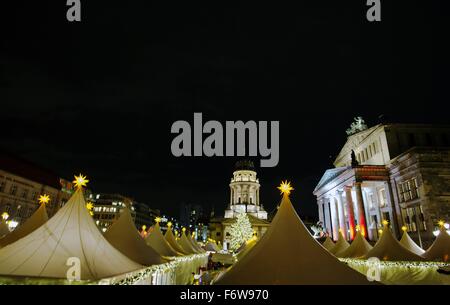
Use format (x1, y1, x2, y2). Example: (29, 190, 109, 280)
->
(401, 226, 408, 232)
(73, 174, 89, 189)
(1, 212, 9, 220)
(382, 219, 389, 226)
(155, 217, 161, 224)
(86, 201, 94, 216)
(167, 221, 172, 227)
(277, 180, 294, 196)
(38, 194, 50, 205)
(438, 220, 445, 227)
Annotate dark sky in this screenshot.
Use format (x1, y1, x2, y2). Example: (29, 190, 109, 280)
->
(1, 1, 447, 219)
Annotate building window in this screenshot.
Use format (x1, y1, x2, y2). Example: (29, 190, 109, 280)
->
(0, 181, 5, 192)
(378, 188, 387, 207)
(216, 232, 221, 237)
(10, 185, 18, 196)
(397, 178, 419, 203)
(401, 206, 426, 232)
(21, 189, 28, 199)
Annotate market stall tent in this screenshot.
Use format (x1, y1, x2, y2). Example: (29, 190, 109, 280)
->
(104, 207, 164, 266)
(329, 231, 350, 255)
(0, 188, 143, 280)
(422, 226, 450, 262)
(363, 224, 424, 261)
(0, 202, 49, 248)
(189, 235, 205, 253)
(204, 241, 220, 252)
(235, 237, 257, 261)
(336, 229, 372, 258)
(399, 230, 425, 256)
(214, 193, 371, 284)
(178, 231, 199, 254)
(164, 226, 188, 255)
(321, 236, 335, 251)
(145, 222, 180, 257)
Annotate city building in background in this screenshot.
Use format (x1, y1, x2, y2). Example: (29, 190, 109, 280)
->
(314, 119, 450, 247)
(210, 161, 270, 249)
(0, 151, 73, 230)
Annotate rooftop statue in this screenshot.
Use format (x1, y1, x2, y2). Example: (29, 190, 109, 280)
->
(346, 116, 368, 136)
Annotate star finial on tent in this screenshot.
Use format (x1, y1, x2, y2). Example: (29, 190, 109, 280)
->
(38, 194, 50, 205)
(182, 227, 186, 233)
(155, 217, 161, 224)
(167, 221, 172, 227)
(382, 219, 389, 227)
(86, 201, 94, 216)
(401, 225, 408, 232)
(355, 224, 360, 232)
(73, 174, 89, 189)
(438, 220, 445, 228)
(1, 212, 9, 220)
(378, 229, 383, 235)
(277, 180, 294, 195)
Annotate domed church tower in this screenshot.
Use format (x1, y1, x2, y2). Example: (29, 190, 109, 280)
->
(224, 160, 268, 220)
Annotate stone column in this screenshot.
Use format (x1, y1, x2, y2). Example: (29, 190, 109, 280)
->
(354, 182, 368, 238)
(384, 181, 400, 238)
(330, 198, 339, 241)
(344, 186, 356, 240)
(257, 189, 260, 205)
(323, 198, 332, 238)
(336, 190, 347, 239)
(318, 198, 324, 225)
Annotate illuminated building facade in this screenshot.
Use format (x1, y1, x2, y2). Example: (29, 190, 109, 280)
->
(210, 161, 270, 249)
(314, 121, 450, 247)
(0, 152, 73, 230)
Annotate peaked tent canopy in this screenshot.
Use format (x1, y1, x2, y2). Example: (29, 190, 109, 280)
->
(321, 236, 335, 251)
(204, 241, 220, 252)
(0, 202, 48, 248)
(145, 223, 180, 257)
(164, 227, 188, 255)
(104, 207, 164, 266)
(189, 235, 205, 253)
(0, 188, 143, 280)
(215, 194, 371, 284)
(399, 230, 425, 256)
(0, 221, 10, 238)
(235, 237, 257, 261)
(363, 225, 424, 261)
(178, 231, 199, 254)
(336, 230, 372, 258)
(423, 227, 450, 262)
(329, 231, 350, 255)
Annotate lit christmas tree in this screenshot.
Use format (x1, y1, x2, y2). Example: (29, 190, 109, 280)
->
(229, 212, 253, 251)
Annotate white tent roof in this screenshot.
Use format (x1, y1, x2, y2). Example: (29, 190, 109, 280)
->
(204, 241, 220, 252)
(214, 194, 371, 284)
(399, 231, 425, 256)
(178, 232, 199, 254)
(0, 189, 143, 280)
(164, 228, 188, 255)
(104, 208, 164, 266)
(363, 225, 424, 261)
(0, 203, 48, 248)
(423, 227, 450, 262)
(189, 235, 205, 253)
(336, 230, 372, 258)
(235, 237, 257, 261)
(0, 221, 10, 238)
(321, 236, 335, 251)
(329, 232, 350, 255)
(145, 223, 180, 257)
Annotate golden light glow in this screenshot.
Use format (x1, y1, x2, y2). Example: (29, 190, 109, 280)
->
(174, 230, 178, 235)
(355, 225, 360, 232)
(382, 219, 389, 226)
(155, 217, 161, 223)
(277, 180, 294, 195)
(1, 212, 9, 220)
(73, 174, 89, 189)
(438, 220, 445, 227)
(401, 226, 408, 232)
(182, 227, 186, 232)
(167, 221, 172, 227)
(86, 202, 94, 211)
(142, 225, 147, 231)
(38, 194, 50, 205)
(378, 229, 383, 235)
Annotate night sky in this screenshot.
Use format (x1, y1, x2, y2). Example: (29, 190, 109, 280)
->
(1, 1, 447, 219)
